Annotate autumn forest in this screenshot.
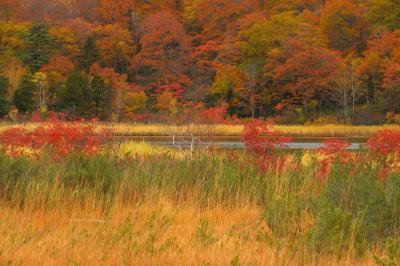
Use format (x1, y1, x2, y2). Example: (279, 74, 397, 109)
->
(4, 1, 400, 265)
(0, 0, 399, 124)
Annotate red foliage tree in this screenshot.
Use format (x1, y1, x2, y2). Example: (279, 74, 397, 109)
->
(131, 11, 191, 89)
(271, 38, 341, 107)
(194, 0, 261, 39)
(242, 119, 291, 172)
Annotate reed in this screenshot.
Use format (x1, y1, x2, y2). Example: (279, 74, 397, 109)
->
(0, 149, 399, 265)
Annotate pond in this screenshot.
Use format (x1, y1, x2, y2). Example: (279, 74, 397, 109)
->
(113, 136, 367, 150)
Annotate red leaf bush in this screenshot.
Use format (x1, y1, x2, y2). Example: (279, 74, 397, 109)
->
(0, 118, 109, 159)
(243, 119, 291, 172)
(201, 106, 227, 124)
(320, 139, 351, 155)
(367, 130, 400, 157)
(317, 139, 351, 181)
(367, 130, 400, 181)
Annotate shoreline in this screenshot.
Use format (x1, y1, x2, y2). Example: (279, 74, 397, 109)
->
(2, 122, 400, 138)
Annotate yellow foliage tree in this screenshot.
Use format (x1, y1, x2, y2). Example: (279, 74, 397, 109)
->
(123, 91, 148, 118)
(156, 91, 177, 114)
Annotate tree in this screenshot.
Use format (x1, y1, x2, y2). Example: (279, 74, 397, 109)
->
(40, 55, 75, 108)
(57, 71, 90, 117)
(241, 61, 263, 118)
(90, 74, 112, 120)
(0, 76, 10, 117)
(320, 0, 361, 53)
(20, 22, 52, 72)
(271, 38, 341, 115)
(95, 0, 181, 25)
(239, 12, 306, 61)
(383, 63, 400, 112)
(364, 0, 400, 31)
(0, 22, 28, 56)
(0, 0, 14, 21)
(210, 65, 243, 115)
(193, 0, 261, 39)
(357, 31, 400, 105)
(156, 91, 177, 114)
(48, 26, 79, 56)
(123, 91, 148, 118)
(13, 74, 35, 114)
(95, 0, 135, 25)
(89, 64, 129, 121)
(335, 59, 361, 119)
(263, 0, 323, 15)
(239, 13, 326, 115)
(0, 56, 26, 100)
(131, 11, 191, 88)
(94, 24, 135, 73)
(32, 71, 48, 111)
(80, 36, 100, 72)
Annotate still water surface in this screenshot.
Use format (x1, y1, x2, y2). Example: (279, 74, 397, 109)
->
(118, 136, 366, 150)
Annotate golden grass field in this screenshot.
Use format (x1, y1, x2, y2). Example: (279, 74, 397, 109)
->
(0, 199, 377, 266)
(2, 122, 400, 137)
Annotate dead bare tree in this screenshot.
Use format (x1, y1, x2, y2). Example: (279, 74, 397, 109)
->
(167, 108, 218, 159)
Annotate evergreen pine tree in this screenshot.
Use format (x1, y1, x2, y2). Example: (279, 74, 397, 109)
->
(20, 22, 51, 72)
(0, 76, 10, 118)
(102, 79, 113, 121)
(90, 74, 105, 118)
(13, 75, 35, 114)
(80, 36, 99, 72)
(58, 71, 90, 117)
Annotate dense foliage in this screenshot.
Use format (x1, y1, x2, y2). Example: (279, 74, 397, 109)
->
(0, 0, 399, 123)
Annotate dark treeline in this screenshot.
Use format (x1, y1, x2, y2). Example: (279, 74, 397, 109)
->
(0, 0, 399, 124)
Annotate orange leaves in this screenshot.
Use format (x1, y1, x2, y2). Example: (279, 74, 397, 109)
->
(94, 24, 135, 71)
(271, 38, 341, 105)
(320, 0, 361, 52)
(42, 56, 74, 75)
(194, 0, 261, 38)
(383, 63, 400, 90)
(95, 0, 135, 25)
(132, 11, 191, 87)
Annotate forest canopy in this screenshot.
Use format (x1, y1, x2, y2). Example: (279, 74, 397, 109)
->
(0, 0, 399, 124)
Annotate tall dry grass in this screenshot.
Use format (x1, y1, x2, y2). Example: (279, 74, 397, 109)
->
(1, 200, 377, 266)
(0, 148, 399, 265)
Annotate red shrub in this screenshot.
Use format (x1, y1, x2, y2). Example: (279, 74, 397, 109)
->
(242, 119, 291, 172)
(202, 106, 227, 124)
(367, 130, 400, 181)
(0, 119, 109, 159)
(316, 139, 351, 181)
(320, 139, 351, 155)
(368, 130, 400, 157)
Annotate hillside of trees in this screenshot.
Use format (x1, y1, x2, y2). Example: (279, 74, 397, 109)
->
(0, 0, 399, 124)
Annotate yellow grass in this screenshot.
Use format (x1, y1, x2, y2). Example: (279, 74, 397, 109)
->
(0, 198, 375, 266)
(274, 124, 400, 137)
(117, 141, 182, 158)
(2, 121, 400, 137)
